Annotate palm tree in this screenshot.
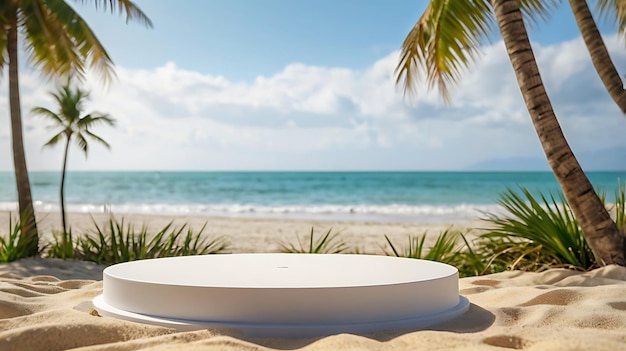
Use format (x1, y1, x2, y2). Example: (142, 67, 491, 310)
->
(33, 80, 115, 235)
(0, 1, 151, 256)
(396, 0, 625, 266)
(567, 0, 626, 114)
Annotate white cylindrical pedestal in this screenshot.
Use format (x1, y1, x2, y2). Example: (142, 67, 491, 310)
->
(93, 254, 469, 337)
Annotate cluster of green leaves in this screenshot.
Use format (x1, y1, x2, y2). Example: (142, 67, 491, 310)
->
(478, 187, 594, 271)
(48, 229, 76, 260)
(277, 227, 486, 277)
(383, 228, 460, 261)
(0, 216, 40, 263)
(47, 217, 230, 265)
(278, 228, 349, 254)
(383, 228, 486, 277)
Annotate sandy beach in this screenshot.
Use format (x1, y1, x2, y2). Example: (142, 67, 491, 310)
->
(0, 211, 484, 255)
(1, 211, 626, 350)
(0, 257, 625, 350)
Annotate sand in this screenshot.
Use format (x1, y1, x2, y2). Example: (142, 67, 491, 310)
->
(1, 258, 625, 351)
(1, 212, 626, 350)
(0, 211, 485, 254)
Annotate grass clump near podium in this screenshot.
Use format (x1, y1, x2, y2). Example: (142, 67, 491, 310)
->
(46, 216, 230, 265)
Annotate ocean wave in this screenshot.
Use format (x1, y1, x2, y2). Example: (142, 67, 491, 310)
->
(0, 201, 503, 223)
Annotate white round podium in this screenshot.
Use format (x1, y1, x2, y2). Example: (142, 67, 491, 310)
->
(93, 254, 469, 337)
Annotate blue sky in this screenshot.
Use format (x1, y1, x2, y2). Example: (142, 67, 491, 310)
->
(1, 0, 625, 171)
(79, 0, 614, 79)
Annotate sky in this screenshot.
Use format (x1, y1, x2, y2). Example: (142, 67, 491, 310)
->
(1, 0, 625, 172)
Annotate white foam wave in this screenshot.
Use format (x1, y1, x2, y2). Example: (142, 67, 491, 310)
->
(0, 201, 502, 223)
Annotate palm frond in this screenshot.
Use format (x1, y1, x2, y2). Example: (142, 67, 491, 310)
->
(31, 107, 65, 126)
(83, 129, 111, 149)
(22, 0, 86, 78)
(396, 0, 562, 102)
(79, 113, 116, 128)
(595, 0, 626, 37)
(42, 131, 66, 148)
(395, 0, 495, 102)
(518, 0, 561, 27)
(74, 133, 89, 154)
(74, 0, 153, 28)
(45, 0, 116, 83)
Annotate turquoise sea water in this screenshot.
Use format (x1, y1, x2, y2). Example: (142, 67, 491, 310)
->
(0, 171, 624, 223)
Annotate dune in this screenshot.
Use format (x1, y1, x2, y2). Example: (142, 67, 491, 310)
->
(0, 257, 625, 351)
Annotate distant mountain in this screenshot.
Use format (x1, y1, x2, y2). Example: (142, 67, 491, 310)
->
(467, 147, 626, 171)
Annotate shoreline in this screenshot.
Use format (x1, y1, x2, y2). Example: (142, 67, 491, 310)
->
(0, 210, 487, 254)
(0, 202, 495, 224)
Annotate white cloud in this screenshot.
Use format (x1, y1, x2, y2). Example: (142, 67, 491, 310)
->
(0, 35, 625, 171)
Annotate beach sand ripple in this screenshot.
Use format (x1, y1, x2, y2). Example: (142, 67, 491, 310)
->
(0, 257, 624, 350)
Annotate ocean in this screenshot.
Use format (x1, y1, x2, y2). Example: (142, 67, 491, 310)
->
(0, 171, 624, 223)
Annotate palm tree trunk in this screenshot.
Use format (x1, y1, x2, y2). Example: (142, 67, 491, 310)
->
(7, 11, 39, 256)
(60, 137, 71, 235)
(568, 0, 626, 114)
(490, 0, 626, 266)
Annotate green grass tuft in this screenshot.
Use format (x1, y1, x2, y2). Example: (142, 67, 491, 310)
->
(47, 229, 77, 260)
(479, 187, 593, 271)
(47, 216, 230, 265)
(278, 227, 349, 254)
(0, 215, 40, 263)
(383, 228, 485, 277)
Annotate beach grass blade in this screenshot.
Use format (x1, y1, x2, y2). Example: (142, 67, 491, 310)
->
(480, 187, 593, 270)
(382, 228, 482, 277)
(48, 229, 77, 259)
(73, 216, 230, 265)
(383, 228, 461, 261)
(454, 233, 489, 277)
(0, 214, 41, 263)
(174, 222, 230, 256)
(612, 180, 625, 232)
(278, 227, 349, 254)
(383, 232, 427, 259)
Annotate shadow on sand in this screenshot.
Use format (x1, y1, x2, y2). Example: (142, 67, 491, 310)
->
(231, 303, 495, 350)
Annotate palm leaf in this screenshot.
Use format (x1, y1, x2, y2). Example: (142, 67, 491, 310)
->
(42, 131, 66, 148)
(22, 0, 88, 78)
(518, 0, 560, 27)
(84, 129, 111, 149)
(74, 133, 89, 154)
(396, 0, 559, 101)
(32, 107, 65, 126)
(396, 0, 494, 102)
(20, 0, 150, 83)
(75, 0, 153, 27)
(595, 0, 626, 37)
